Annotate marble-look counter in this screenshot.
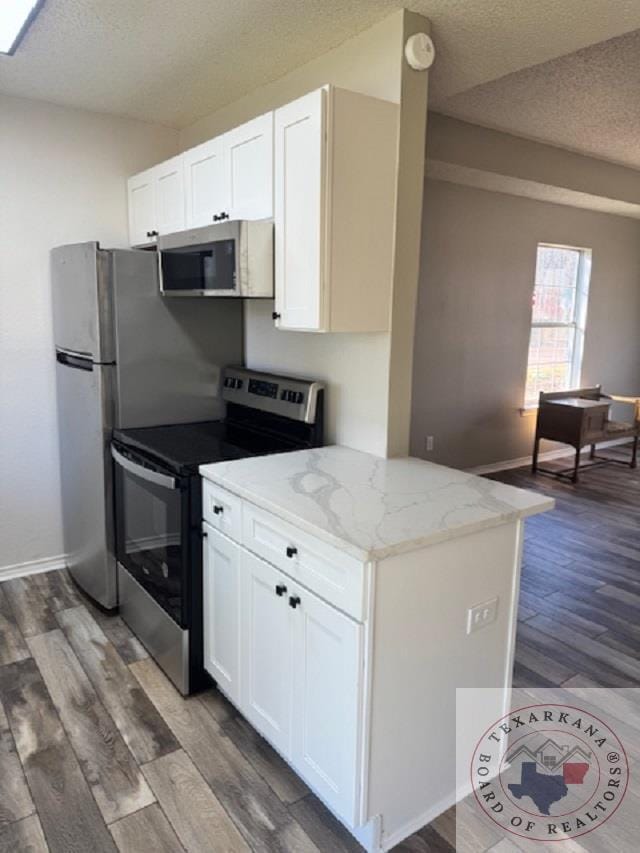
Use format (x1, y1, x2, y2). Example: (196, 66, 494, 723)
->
(200, 446, 554, 561)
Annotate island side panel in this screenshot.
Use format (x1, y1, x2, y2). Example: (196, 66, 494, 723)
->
(365, 520, 523, 849)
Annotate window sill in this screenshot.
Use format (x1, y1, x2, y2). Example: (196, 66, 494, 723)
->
(519, 406, 539, 417)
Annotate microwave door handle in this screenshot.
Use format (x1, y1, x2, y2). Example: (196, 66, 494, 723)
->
(111, 446, 177, 490)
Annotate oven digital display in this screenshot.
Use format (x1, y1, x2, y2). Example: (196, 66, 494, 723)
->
(248, 379, 279, 399)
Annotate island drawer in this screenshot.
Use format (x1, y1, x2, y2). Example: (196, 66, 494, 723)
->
(202, 480, 243, 542)
(242, 502, 367, 621)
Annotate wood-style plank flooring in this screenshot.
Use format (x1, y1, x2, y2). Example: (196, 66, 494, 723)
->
(491, 447, 640, 691)
(0, 450, 637, 851)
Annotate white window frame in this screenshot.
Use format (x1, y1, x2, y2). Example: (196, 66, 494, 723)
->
(523, 242, 592, 410)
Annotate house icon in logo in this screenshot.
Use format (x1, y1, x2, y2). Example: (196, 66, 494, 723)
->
(536, 738, 569, 769)
(507, 739, 592, 773)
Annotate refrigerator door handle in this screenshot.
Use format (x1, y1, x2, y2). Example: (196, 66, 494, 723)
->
(111, 445, 178, 491)
(56, 347, 94, 371)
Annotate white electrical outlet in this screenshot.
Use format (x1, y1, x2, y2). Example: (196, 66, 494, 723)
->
(426, 435, 434, 452)
(467, 597, 498, 634)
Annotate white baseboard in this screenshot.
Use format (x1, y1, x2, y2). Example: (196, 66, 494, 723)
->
(467, 438, 633, 476)
(0, 554, 68, 583)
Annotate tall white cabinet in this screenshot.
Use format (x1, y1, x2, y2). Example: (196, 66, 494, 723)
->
(273, 90, 325, 330)
(273, 86, 397, 332)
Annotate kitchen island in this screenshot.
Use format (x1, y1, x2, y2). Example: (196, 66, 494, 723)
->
(199, 446, 553, 852)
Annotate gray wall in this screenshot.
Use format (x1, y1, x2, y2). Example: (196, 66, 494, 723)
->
(410, 179, 640, 469)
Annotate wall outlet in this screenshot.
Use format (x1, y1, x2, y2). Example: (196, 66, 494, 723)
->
(467, 597, 498, 634)
(425, 435, 434, 452)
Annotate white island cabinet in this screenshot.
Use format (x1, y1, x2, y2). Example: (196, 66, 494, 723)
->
(200, 447, 553, 852)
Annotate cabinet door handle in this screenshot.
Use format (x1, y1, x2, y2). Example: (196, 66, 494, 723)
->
(286, 546, 297, 558)
(213, 505, 224, 515)
(275, 584, 287, 597)
(289, 595, 301, 609)
(272, 312, 281, 321)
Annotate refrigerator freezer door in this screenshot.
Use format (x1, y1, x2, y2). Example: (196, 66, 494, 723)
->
(51, 243, 115, 363)
(55, 357, 117, 608)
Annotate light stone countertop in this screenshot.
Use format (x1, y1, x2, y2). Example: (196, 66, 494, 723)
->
(200, 446, 554, 561)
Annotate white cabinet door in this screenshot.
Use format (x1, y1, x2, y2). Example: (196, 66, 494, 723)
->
(241, 550, 293, 757)
(291, 583, 363, 824)
(127, 167, 156, 247)
(225, 112, 273, 220)
(203, 525, 241, 706)
(183, 137, 229, 229)
(274, 88, 326, 331)
(155, 155, 185, 235)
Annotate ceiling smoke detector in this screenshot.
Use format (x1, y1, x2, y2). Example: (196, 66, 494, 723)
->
(405, 32, 435, 71)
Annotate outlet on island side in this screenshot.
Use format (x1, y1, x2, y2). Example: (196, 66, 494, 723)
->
(466, 597, 498, 634)
(425, 435, 434, 452)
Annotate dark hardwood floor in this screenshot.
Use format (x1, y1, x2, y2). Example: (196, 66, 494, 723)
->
(0, 450, 637, 852)
(491, 446, 640, 691)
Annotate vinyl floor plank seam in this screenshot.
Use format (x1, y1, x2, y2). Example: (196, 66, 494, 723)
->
(26, 630, 155, 826)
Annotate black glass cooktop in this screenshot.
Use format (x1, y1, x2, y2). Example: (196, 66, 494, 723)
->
(113, 420, 297, 475)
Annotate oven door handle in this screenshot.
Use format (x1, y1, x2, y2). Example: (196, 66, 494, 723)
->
(111, 445, 178, 490)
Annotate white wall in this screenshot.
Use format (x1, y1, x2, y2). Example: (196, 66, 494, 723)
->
(179, 11, 428, 457)
(0, 94, 178, 572)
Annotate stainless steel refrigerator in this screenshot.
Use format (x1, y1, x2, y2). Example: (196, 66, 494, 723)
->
(52, 242, 243, 609)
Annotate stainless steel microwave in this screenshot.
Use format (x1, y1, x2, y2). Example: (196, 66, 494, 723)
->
(158, 219, 274, 297)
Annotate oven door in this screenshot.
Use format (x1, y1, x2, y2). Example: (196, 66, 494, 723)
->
(112, 443, 188, 627)
(158, 222, 240, 296)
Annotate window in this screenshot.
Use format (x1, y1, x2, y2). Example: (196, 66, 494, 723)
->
(523, 244, 591, 408)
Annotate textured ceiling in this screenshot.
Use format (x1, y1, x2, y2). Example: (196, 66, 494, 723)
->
(435, 29, 640, 170)
(1, 0, 640, 128)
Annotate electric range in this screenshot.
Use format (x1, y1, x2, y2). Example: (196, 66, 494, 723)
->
(111, 367, 325, 694)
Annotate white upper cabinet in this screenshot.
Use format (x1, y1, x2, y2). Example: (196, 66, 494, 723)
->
(183, 137, 229, 229)
(126, 87, 396, 326)
(225, 112, 274, 220)
(127, 157, 185, 247)
(155, 155, 185, 236)
(127, 167, 157, 248)
(274, 86, 398, 332)
(274, 89, 325, 331)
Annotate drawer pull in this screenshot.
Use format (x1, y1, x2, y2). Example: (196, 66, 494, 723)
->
(286, 546, 298, 558)
(289, 595, 301, 609)
(275, 584, 287, 597)
(213, 505, 224, 515)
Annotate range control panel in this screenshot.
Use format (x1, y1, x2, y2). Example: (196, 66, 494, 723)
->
(222, 367, 322, 424)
